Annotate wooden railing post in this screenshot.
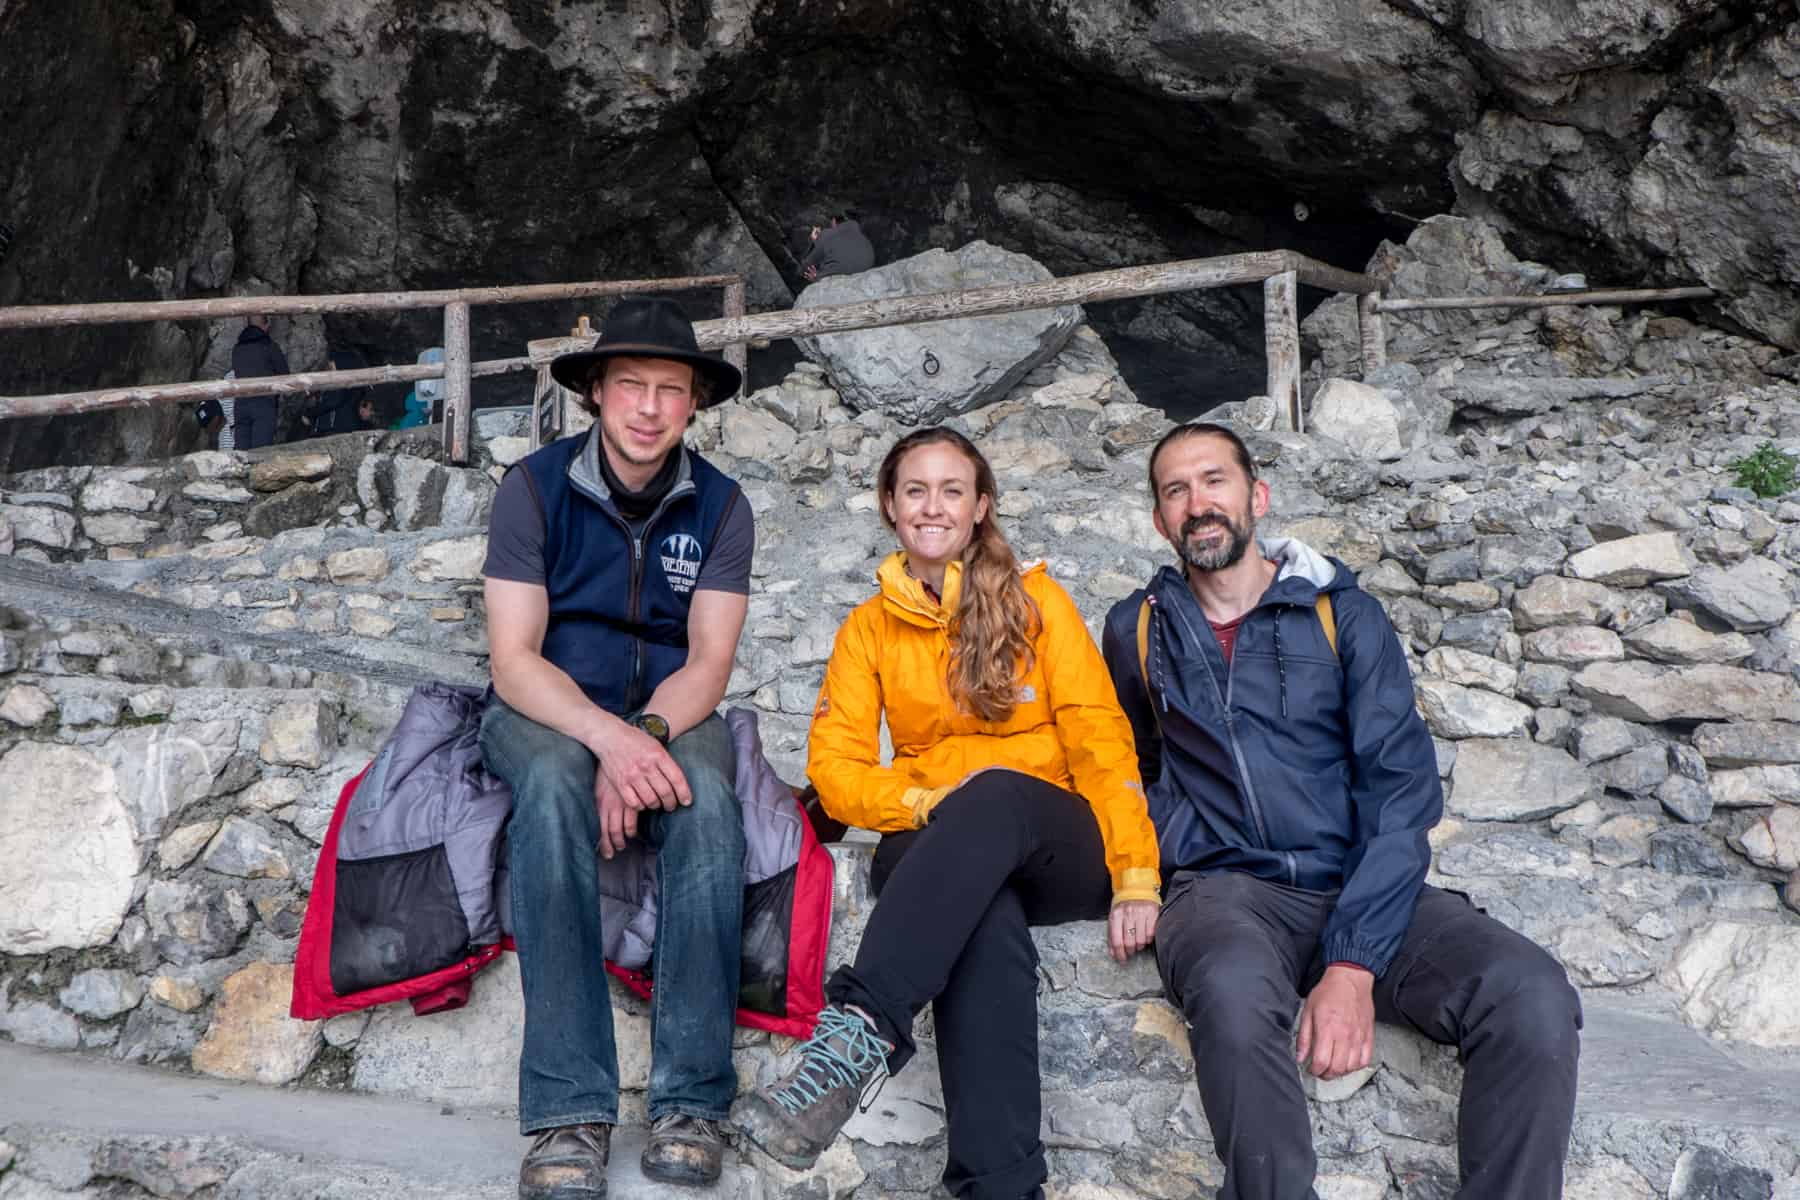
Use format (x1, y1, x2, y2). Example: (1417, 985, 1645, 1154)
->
(1359, 290, 1387, 377)
(1264, 270, 1301, 432)
(721, 279, 747, 402)
(443, 301, 471, 464)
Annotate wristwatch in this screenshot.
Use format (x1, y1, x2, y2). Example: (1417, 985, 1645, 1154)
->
(631, 712, 671, 747)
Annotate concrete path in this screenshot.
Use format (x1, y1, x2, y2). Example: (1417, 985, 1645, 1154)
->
(3, 996, 1798, 1195)
(0, 1040, 757, 1198)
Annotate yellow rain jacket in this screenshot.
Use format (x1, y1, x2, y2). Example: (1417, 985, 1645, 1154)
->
(808, 552, 1161, 905)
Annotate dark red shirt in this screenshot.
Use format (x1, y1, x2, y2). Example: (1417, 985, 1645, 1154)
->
(1209, 614, 1245, 663)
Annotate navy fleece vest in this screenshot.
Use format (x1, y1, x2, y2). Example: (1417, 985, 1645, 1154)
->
(520, 432, 742, 716)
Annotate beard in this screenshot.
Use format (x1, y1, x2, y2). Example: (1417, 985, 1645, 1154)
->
(1177, 509, 1255, 573)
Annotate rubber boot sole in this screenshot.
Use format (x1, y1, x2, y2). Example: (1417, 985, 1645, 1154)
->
(519, 1184, 607, 1200)
(730, 1104, 826, 1173)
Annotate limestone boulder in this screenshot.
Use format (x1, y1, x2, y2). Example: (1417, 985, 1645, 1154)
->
(1728, 806, 1800, 871)
(350, 953, 525, 1108)
(1692, 722, 1800, 768)
(1663, 923, 1800, 1048)
(721, 405, 799, 462)
(0, 685, 56, 726)
(259, 698, 337, 768)
(1420, 647, 1516, 695)
(1565, 532, 1693, 587)
(201, 817, 292, 880)
(1668, 557, 1795, 633)
(59, 968, 144, 1019)
(0, 742, 135, 954)
(248, 454, 334, 492)
(1510, 575, 1616, 630)
(0, 503, 77, 550)
(1415, 680, 1531, 739)
(242, 481, 331, 539)
(0, 999, 80, 1050)
(144, 880, 249, 966)
(1572, 661, 1800, 724)
(325, 547, 390, 585)
(103, 720, 240, 845)
(1307, 378, 1405, 461)
(1520, 625, 1622, 667)
(1623, 618, 1754, 665)
(409, 535, 486, 582)
(795, 242, 1080, 424)
(1711, 766, 1800, 809)
(1448, 738, 1592, 821)
(191, 962, 322, 1084)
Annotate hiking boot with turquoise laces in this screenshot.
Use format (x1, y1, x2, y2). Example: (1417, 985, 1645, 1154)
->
(731, 1005, 892, 1170)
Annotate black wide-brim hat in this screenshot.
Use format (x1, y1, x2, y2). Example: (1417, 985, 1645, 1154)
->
(549, 295, 741, 408)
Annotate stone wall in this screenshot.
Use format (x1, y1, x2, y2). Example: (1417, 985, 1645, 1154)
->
(0, 418, 528, 566)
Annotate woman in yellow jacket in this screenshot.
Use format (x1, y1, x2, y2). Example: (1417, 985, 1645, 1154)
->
(734, 427, 1161, 1199)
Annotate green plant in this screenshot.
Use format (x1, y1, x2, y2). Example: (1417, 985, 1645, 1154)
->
(1727, 441, 1798, 499)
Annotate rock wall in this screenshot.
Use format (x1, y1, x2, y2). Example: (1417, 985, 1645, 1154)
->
(0, 420, 523, 565)
(6, 2, 1800, 470)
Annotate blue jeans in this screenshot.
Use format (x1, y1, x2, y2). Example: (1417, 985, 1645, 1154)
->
(479, 698, 744, 1134)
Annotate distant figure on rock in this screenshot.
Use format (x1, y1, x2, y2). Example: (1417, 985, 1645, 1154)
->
(1101, 422, 1582, 1199)
(800, 211, 875, 282)
(229, 314, 289, 449)
(479, 296, 752, 1198)
(733, 427, 1161, 1198)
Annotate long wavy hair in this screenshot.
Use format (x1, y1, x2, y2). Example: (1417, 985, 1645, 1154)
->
(878, 427, 1041, 722)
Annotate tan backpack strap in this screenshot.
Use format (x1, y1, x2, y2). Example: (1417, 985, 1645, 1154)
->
(1315, 592, 1338, 658)
(1136, 597, 1162, 731)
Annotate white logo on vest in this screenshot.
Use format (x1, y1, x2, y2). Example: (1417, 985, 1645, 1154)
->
(660, 532, 704, 594)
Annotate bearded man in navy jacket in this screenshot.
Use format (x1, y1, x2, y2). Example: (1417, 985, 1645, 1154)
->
(1102, 422, 1581, 1200)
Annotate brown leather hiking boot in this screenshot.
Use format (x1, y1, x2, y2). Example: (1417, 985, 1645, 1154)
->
(641, 1114, 728, 1186)
(731, 1005, 892, 1171)
(519, 1122, 611, 1200)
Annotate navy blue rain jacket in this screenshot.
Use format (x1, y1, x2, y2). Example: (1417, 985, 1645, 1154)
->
(1101, 537, 1442, 976)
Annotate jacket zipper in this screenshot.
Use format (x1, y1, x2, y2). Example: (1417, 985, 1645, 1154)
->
(587, 480, 695, 713)
(1168, 592, 1282, 867)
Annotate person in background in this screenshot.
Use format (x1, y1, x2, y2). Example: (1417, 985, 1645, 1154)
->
(391, 387, 430, 430)
(800, 211, 875, 282)
(305, 347, 372, 436)
(230, 315, 288, 449)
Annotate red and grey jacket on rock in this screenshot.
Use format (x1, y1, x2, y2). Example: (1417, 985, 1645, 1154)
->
(291, 684, 832, 1038)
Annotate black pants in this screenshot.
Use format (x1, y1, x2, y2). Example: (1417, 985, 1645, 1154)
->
(234, 395, 279, 449)
(827, 770, 1112, 1200)
(1156, 872, 1582, 1200)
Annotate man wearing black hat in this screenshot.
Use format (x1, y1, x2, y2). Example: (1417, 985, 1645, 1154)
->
(479, 296, 753, 1199)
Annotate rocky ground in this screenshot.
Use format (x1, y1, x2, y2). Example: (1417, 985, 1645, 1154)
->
(2, 221, 1799, 1197)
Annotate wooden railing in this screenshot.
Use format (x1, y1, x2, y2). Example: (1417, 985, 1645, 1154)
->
(524, 250, 1382, 443)
(0, 275, 748, 464)
(0, 251, 1717, 461)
